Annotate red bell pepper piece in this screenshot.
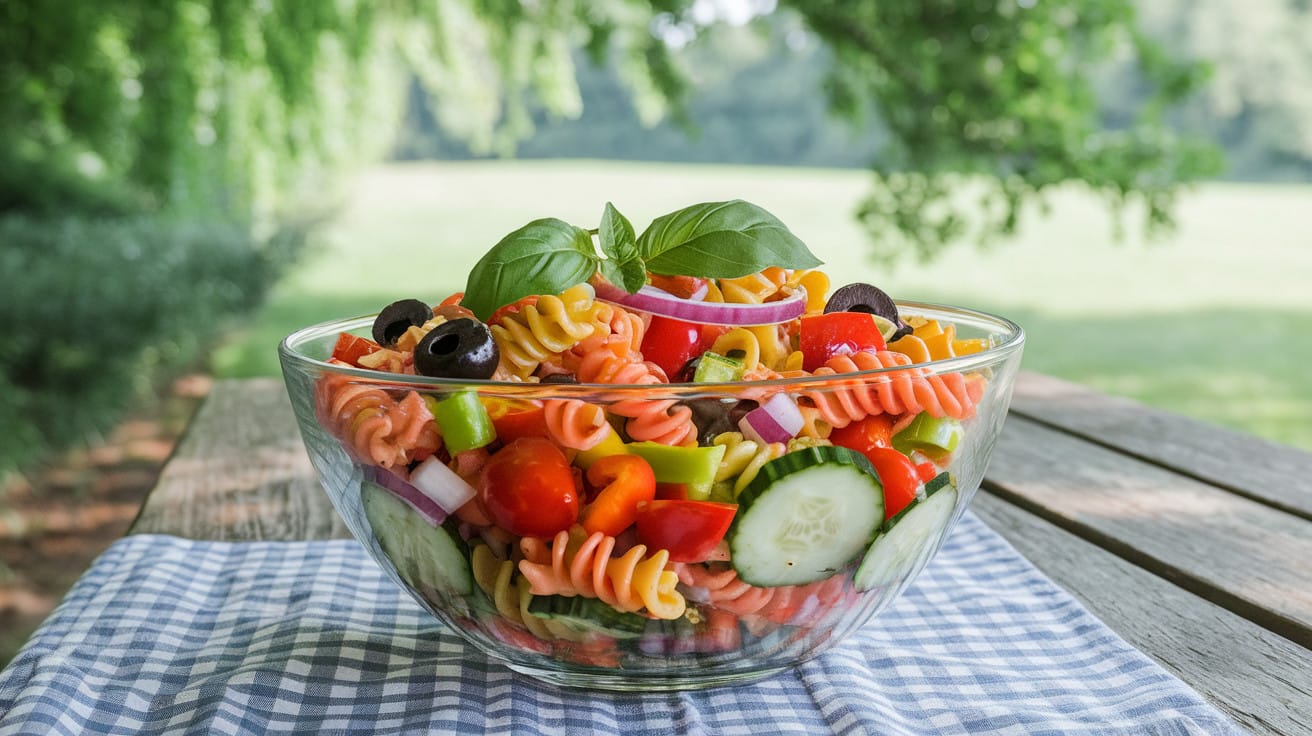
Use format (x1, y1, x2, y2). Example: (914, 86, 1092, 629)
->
(484, 398, 550, 443)
(641, 315, 705, 380)
(578, 454, 657, 537)
(828, 414, 897, 455)
(863, 446, 923, 520)
(634, 499, 737, 563)
(331, 332, 382, 367)
(799, 312, 886, 372)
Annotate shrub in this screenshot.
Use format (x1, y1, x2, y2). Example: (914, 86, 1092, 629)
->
(0, 214, 306, 474)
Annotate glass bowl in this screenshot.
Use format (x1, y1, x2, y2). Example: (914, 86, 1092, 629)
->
(278, 301, 1024, 691)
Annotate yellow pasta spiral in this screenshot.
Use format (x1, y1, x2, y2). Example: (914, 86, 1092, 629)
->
(712, 431, 785, 497)
(491, 284, 613, 379)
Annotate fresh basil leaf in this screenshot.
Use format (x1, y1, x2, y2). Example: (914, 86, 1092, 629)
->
(461, 218, 598, 320)
(637, 199, 823, 278)
(597, 202, 646, 293)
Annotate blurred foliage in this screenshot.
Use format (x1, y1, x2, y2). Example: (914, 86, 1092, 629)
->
(0, 216, 305, 469)
(403, 1, 1232, 263)
(0, 0, 682, 473)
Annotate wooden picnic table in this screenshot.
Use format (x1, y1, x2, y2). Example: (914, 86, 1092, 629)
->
(128, 372, 1312, 735)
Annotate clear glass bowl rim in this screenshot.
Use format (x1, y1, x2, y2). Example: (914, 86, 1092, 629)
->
(278, 299, 1025, 398)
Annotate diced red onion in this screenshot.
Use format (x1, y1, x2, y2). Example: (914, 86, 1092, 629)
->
(738, 393, 804, 444)
(369, 467, 448, 526)
(410, 456, 479, 514)
(593, 282, 805, 326)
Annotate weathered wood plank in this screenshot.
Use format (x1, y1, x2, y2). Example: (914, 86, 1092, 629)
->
(129, 378, 349, 541)
(1011, 371, 1312, 518)
(972, 492, 1312, 736)
(985, 413, 1312, 648)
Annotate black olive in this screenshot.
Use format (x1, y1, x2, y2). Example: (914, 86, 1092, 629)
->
(413, 318, 500, 379)
(824, 282, 912, 340)
(675, 356, 702, 384)
(686, 398, 758, 445)
(540, 373, 578, 384)
(373, 299, 432, 347)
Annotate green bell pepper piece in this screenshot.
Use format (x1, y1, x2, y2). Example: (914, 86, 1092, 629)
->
(427, 391, 495, 454)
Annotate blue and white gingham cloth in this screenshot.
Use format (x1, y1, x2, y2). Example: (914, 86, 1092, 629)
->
(0, 512, 1241, 735)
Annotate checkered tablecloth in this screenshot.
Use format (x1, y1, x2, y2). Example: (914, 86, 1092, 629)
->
(0, 512, 1242, 735)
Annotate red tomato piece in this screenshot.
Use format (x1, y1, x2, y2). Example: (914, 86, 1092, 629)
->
(634, 500, 737, 563)
(480, 437, 579, 537)
(799, 312, 886, 372)
(484, 398, 550, 443)
(647, 274, 709, 299)
(578, 455, 657, 537)
(863, 446, 923, 520)
(915, 460, 940, 484)
(828, 414, 897, 455)
(655, 482, 690, 501)
(488, 295, 539, 326)
(641, 315, 705, 380)
(331, 332, 382, 367)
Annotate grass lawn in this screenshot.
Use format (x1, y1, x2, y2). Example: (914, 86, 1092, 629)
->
(213, 160, 1312, 451)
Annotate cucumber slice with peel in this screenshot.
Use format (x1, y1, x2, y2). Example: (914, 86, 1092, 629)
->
(362, 480, 473, 596)
(854, 479, 958, 592)
(729, 446, 885, 587)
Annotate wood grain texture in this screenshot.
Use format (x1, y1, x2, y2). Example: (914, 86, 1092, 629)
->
(129, 378, 350, 541)
(1011, 371, 1312, 519)
(972, 492, 1312, 736)
(985, 413, 1312, 648)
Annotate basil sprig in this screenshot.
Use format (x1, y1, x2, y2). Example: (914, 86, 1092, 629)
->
(461, 199, 822, 320)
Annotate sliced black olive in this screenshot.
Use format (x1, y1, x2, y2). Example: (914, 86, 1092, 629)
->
(824, 282, 912, 340)
(539, 373, 578, 384)
(686, 398, 757, 446)
(373, 299, 432, 347)
(414, 318, 500, 380)
(675, 356, 702, 384)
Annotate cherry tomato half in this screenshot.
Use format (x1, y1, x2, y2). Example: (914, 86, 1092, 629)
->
(480, 437, 579, 537)
(634, 499, 737, 563)
(863, 446, 923, 520)
(641, 315, 704, 380)
(799, 312, 886, 372)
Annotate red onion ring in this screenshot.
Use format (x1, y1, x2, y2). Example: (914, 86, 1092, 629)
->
(594, 282, 805, 325)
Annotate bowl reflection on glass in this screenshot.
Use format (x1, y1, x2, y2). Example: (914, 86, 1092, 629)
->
(278, 301, 1024, 691)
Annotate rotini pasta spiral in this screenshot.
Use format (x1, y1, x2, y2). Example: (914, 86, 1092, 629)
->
(491, 284, 613, 379)
(471, 544, 581, 641)
(572, 348, 697, 446)
(802, 350, 985, 427)
(712, 431, 784, 497)
(316, 366, 440, 468)
(709, 325, 791, 374)
(518, 527, 686, 620)
(543, 399, 611, 450)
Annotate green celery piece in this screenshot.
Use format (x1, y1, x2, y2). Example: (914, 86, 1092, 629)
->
(625, 441, 727, 501)
(892, 413, 963, 459)
(693, 352, 745, 383)
(429, 391, 495, 454)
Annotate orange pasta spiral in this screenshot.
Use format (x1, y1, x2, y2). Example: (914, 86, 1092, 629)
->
(802, 350, 985, 428)
(571, 347, 696, 446)
(543, 399, 611, 450)
(518, 527, 686, 620)
(316, 364, 440, 467)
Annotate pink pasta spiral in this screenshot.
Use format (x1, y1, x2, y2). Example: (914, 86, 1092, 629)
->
(543, 399, 611, 450)
(675, 563, 850, 625)
(316, 363, 440, 468)
(802, 350, 984, 428)
(570, 347, 696, 447)
(518, 527, 686, 620)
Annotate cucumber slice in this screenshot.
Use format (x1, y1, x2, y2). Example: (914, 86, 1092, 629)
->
(362, 480, 473, 596)
(729, 446, 885, 587)
(526, 595, 649, 639)
(853, 479, 958, 592)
